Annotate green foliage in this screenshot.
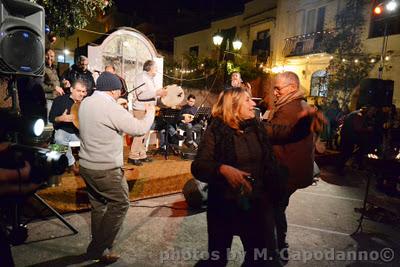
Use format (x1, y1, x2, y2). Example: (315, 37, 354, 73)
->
(322, 0, 375, 104)
(229, 58, 265, 82)
(48, 143, 68, 153)
(31, 0, 110, 37)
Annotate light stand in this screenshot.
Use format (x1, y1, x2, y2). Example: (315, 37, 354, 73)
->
(351, 169, 373, 235)
(378, 21, 389, 79)
(2, 76, 78, 244)
(375, 0, 398, 78)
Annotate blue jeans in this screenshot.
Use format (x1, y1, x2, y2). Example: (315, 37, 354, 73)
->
(54, 129, 80, 166)
(159, 124, 177, 148)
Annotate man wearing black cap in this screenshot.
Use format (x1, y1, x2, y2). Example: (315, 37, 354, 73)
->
(78, 72, 155, 263)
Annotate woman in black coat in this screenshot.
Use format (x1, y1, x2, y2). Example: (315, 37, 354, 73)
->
(191, 87, 282, 267)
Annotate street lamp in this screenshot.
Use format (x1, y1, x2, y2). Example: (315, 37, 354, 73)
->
(232, 37, 243, 50)
(212, 32, 223, 46)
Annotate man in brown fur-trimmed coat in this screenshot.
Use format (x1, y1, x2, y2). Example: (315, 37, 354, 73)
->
(267, 71, 315, 261)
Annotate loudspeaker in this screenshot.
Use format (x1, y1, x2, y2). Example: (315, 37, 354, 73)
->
(358, 78, 394, 108)
(182, 178, 208, 209)
(0, 0, 45, 76)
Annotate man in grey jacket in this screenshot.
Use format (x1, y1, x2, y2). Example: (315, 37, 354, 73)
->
(79, 72, 155, 263)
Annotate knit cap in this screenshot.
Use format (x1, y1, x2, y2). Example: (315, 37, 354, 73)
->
(96, 72, 122, 91)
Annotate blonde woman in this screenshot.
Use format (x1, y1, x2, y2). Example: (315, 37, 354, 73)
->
(191, 87, 281, 266)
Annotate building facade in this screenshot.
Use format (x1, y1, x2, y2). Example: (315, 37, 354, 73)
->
(174, 0, 277, 64)
(173, 0, 400, 106)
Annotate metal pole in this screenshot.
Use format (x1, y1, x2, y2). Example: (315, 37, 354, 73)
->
(33, 193, 79, 234)
(63, 39, 66, 63)
(378, 21, 388, 79)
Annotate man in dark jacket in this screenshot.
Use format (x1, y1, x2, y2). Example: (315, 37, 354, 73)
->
(337, 106, 376, 172)
(268, 71, 315, 259)
(43, 49, 64, 117)
(178, 94, 202, 149)
(61, 55, 95, 96)
(49, 80, 87, 173)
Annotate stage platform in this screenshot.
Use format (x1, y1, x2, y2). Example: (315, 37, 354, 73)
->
(36, 146, 193, 214)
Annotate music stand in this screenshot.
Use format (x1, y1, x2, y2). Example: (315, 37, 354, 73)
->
(193, 106, 211, 124)
(158, 108, 182, 159)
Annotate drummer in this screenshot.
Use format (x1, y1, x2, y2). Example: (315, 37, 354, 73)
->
(128, 60, 167, 166)
(49, 79, 87, 174)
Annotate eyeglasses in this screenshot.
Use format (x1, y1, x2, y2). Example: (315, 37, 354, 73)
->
(273, 84, 292, 91)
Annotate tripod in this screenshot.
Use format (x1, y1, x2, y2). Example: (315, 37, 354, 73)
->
(7, 191, 78, 245)
(352, 156, 400, 235)
(351, 171, 372, 235)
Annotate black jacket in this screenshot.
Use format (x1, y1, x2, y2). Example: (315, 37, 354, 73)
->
(191, 118, 283, 212)
(61, 64, 95, 95)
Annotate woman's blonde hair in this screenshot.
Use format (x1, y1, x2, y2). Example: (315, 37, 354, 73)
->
(212, 87, 250, 130)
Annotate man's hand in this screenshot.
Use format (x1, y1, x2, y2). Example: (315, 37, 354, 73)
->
(219, 164, 252, 194)
(62, 79, 71, 88)
(156, 87, 168, 97)
(144, 103, 156, 114)
(56, 109, 73, 123)
(117, 98, 128, 109)
(55, 86, 65, 96)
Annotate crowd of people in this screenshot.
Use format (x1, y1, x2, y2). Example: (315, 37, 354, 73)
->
(4, 49, 388, 266)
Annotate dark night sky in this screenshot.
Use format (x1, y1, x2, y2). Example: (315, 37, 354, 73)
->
(114, 0, 246, 34)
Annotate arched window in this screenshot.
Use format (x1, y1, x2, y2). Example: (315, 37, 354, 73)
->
(88, 28, 163, 106)
(310, 70, 328, 97)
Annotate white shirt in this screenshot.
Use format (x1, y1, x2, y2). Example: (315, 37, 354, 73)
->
(131, 71, 157, 110)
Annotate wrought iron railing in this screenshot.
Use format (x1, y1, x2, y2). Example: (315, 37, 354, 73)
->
(282, 30, 335, 57)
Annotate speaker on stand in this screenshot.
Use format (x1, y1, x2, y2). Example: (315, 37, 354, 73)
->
(357, 78, 394, 109)
(0, 0, 45, 77)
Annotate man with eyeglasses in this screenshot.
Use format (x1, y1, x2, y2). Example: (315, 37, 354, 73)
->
(61, 55, 95, 96)
(266, 71, 315, 263)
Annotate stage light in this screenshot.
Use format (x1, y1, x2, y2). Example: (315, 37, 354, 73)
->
(386, 0, 398, 11)
(33, 118, 45, 136)
(0, 110, 45, 138)
(374, 5, 383, 15)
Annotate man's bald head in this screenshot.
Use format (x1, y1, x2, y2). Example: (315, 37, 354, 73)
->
(273, 71, 301, 100)
(275, 71, 300, 89)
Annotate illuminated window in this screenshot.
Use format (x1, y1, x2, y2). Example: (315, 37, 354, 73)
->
(310, 70, 329, 97)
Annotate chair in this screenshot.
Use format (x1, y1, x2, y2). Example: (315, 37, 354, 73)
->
(176, 127, 197, 147)
(145, 130, 159, 151)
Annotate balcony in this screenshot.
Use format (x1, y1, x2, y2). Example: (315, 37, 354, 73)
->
(282, 30, 335, 57)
